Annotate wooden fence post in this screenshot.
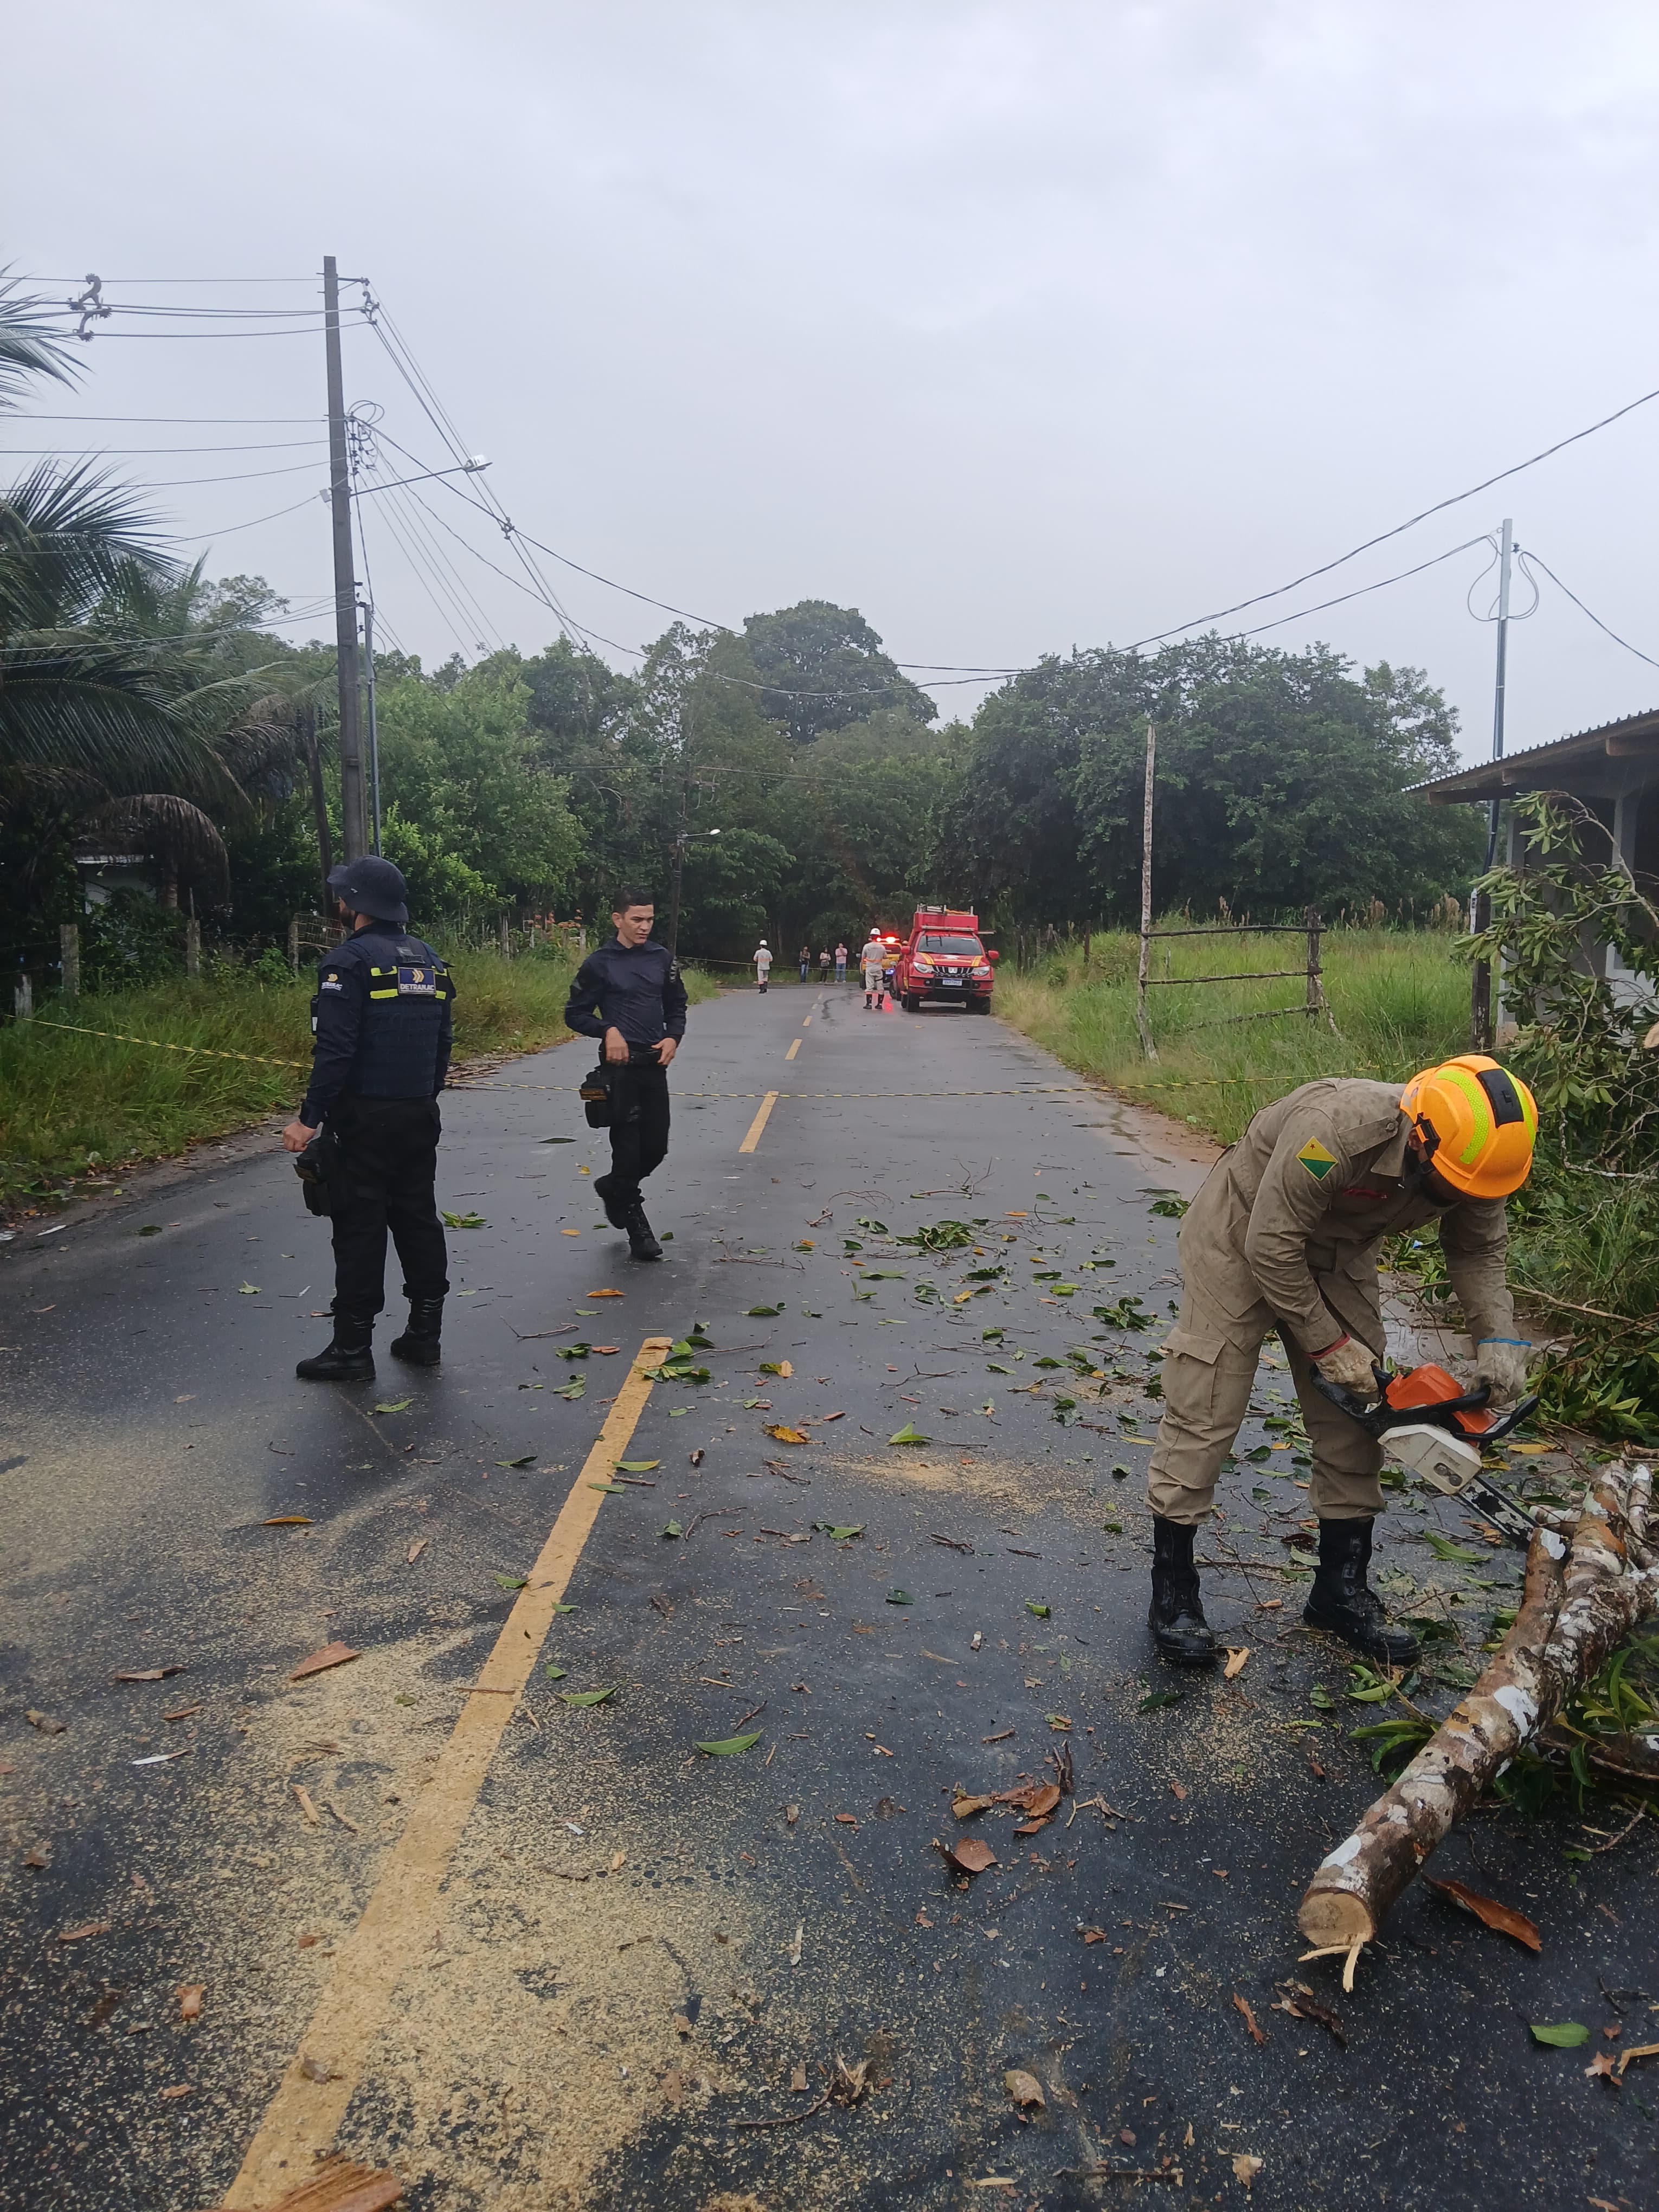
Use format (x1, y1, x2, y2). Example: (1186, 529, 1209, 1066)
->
(185, 918, 201, 979)
(499, 913, 512, 959)
(1306, 905, 1336, 1031)
(1135, 718, 1159, 1062)
(14, 972, 33, 1021)
(1469, 889, 1492, 1050)
(59, 924, 80, 1000)
(288, 917, 301, 973)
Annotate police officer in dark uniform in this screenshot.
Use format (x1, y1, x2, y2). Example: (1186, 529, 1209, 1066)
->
(281, 856, 454, 1381)
(563, 885, 687, 1261)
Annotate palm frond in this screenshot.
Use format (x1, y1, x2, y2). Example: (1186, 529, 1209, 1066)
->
(0, 465, 177, 637)
(0, 636, 211, 788)
(80, 793, 230, 897)
(0, 274, 80, 409)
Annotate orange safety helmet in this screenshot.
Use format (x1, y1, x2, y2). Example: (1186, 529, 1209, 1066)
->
(1398, 1054, 1538, 1200)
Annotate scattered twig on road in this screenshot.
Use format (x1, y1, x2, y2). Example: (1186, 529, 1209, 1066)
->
(930, 1533, 974, 1553)
(1580, 1798, 1650, 1855)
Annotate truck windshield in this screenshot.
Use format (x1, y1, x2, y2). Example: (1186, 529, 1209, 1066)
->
(918, 934, 983, 956)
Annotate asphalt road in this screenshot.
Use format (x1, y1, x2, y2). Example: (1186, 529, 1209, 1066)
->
(1, 982, 1651, 2212)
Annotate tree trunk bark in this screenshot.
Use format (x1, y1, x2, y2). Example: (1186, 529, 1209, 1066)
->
(1298, 1463, 1656, 1950)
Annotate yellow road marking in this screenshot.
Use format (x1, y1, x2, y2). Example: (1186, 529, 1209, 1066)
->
(801, 1015, 811, 1026)
(220, 1335, 672, 2208)
(738, 1090, 779, 1153)
(785, 1038, 801, 1062)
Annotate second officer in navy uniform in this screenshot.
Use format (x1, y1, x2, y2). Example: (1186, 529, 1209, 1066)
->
(282, 856, 454, 1380)
(563, 885, 688, 1261)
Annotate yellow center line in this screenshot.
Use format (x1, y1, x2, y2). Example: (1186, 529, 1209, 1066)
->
(785, 1038, 801, 1062)
(738, 1090, 779, 1153)
(220, 1334, 672, 2208)
(801, 1015, 811, 1026)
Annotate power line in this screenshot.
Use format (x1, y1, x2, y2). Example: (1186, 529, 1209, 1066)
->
(1, 438, 327, 454)
(9, 413, 327, 426)
(170, 491, 331, 540)
(1516, 547, 1659, 674)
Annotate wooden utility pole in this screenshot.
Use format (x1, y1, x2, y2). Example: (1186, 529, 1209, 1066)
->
(1135, 717, 1159, 1061)
(323, 255, 367, 861)
(1471, 516, 1513, 1049)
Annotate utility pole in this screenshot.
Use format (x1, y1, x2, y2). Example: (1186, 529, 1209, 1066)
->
(1471, 517, 1513, 1049)
(362, 599, 382, 856)
(1134, 717, 1159, 1062)
(324, 255, 367, 861)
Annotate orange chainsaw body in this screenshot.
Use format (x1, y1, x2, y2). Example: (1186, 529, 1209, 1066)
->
(1381, 1362, 1499, 1438)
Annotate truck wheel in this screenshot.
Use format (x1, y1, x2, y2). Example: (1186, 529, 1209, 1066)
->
(902, 992, 919, 1013)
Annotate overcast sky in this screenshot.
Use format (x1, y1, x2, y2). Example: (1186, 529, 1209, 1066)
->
(8, 2, 1659, 761)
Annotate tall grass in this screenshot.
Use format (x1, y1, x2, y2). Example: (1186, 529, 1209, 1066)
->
(0, 947, 722, 1207)
(996, 924, 1470, 1144)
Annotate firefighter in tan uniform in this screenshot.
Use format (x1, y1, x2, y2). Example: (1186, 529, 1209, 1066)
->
(1146, 1057, 1539, 1669)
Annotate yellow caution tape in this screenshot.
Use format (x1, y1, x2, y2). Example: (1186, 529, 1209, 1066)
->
(25, 1018, 308, 1071)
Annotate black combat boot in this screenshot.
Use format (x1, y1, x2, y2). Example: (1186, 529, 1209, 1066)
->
(1148, 1515, 1217, 1667)
(623, 1201, 663, 1262)
(295, 1310, 375, 1382)
(1304, 1517, 1420, 1668)
(592, 1172, 630, 1230)
(390, 1296, 444, 1366)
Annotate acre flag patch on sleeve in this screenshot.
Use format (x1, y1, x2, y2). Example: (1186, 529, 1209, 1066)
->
(1296, 1136, 1339, 1180)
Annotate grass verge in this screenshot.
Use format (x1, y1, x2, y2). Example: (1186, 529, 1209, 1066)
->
(994, 924, 1469, 1144)
(0, 948, 721, 1212)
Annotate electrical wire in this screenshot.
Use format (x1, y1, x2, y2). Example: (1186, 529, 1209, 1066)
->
(362, 442, 507, 652)
(10, 414, 327, 425)
(0, 438, 327, 454)
(356, 452, 486, 658)
(1516, 548, 1659, 673)
(170, 491, 331, 540)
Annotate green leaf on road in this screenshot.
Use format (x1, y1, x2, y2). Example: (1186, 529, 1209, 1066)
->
(494, 1574, 528, 1590)
(544, 1664, 568, 1679)
(1138, 1690, 1184, 1713)
(1309, 1683, 1336, 1710)
(1148, 1197, 1189, 1218)
(556, 1345, 591, 1360)
(986, 1362, 1011, 1374)
(660, 1520, 684, 1539)
(138, 1224, 163, 1236)
(1529, 2022, 1589, 2048)
(554, 1381, 586, 1400)
(589, 1482, 626, 1494)
(442, 1211, 487, 1229)
(616, 1459, 660, 1472)
(888, 1423, 930, 1445)
(886, 1588, 913, 1604)
(562, 1688, 615, 1707)
(813, 1522, 864, 1539)
(552, 1602, 577, 1613)
(1424, 1532, 1486, 1564)
(497, 1455, 536, 1467)
(747, 1304, 782, 1317)
(1025, 1602, 1051, 1618)
(374, 1398, 413, 1414)
(239, 1282, 261, 1295)
(696, 1731, 763, 1756)
(861, 1269, 906, 1280)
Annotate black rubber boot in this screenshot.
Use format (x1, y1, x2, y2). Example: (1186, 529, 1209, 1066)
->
(1148, 1515, 1217, 1667)
(624, 1203, 663, 1262)
(592, 1172, 630, 1230)
(1303, 1517, 1420, 1667)
(296, 1310, 375, 1382)
(390, 1296, 444, 1366)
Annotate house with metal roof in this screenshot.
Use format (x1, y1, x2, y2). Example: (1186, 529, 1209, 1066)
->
(1419, 704, 1659, 1004)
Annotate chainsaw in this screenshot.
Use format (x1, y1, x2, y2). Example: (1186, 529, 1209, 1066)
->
(1313, 1360, 1541, 1547)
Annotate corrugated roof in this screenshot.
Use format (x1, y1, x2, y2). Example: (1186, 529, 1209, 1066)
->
(1416, 703, 1659, 801)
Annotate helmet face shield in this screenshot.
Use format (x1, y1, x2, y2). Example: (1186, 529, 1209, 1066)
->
(1399, 1054, 1538, 1199)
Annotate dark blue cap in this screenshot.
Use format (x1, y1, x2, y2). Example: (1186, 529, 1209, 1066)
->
(327, 856, 408, 925)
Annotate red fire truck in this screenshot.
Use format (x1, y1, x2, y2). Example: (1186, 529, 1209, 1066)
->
(892, 906, 998, 1013)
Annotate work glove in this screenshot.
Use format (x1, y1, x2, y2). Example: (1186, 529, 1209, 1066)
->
(1311, 1334, 1381, 1398)
(1476, 1337, 1531, 1409)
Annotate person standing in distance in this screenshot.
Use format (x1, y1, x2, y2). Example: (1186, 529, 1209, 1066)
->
(834, 941, 848, 984)
(798, 943, 811, 983)
(563, 888, 687, 1262)
(860, 929, 886, 1009)
(755, 941, 773, 993)
(282, 857, 453, 1381)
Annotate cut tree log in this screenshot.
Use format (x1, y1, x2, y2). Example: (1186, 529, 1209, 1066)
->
(1298, 1462, 1655, 1953)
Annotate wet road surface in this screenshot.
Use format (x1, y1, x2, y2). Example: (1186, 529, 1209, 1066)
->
(1, 983, 1652, 2210)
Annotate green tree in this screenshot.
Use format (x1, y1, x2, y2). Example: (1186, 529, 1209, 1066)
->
(740, 600, 936, 746)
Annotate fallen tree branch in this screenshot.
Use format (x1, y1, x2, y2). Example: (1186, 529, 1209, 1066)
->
(1298, 1462, 1656, 1952)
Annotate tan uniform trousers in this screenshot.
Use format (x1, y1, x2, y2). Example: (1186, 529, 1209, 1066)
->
(1146, 1288, 1384, 1526)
